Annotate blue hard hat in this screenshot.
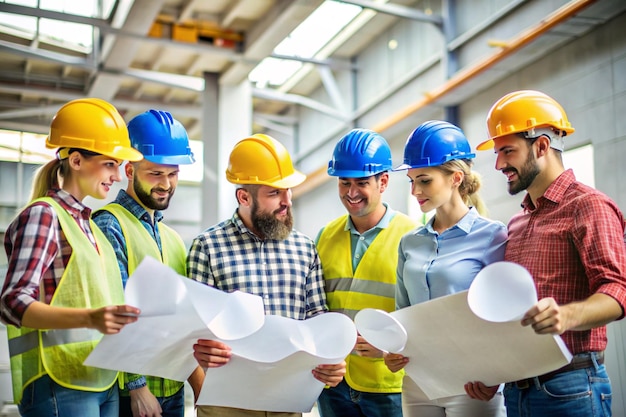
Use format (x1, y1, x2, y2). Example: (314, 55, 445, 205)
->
(328, 128, 392, 177)
(393, 120, 475, 171)
(127, 109, 195, 165)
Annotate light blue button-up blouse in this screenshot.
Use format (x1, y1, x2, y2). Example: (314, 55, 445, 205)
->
(396, 207, 507, 309)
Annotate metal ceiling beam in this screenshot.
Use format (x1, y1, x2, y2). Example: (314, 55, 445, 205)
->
(0, 104, 61, 120)
(336, 0, 443, 25)
(0, 41, 204, 92)
(270, 53, 357, 71)
(0, 82, 83, 101)
(0, 121, 49, 135)
(253, 116, 294, 135)
(0, 40, 96, 70)
(252, 87, 350, 121)
(0, 82, 203, 120)
(253, 112, 298, 125)
(0, 2, 354, 69)
(0, 42, 354, 105)
(317, 65, 347, 114)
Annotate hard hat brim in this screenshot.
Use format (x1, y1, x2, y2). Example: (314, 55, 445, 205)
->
(144, 154, 196, 165)
(48, 140, 144, 162)
(476, 139, 494, 151)
(327, 168, 385, 178)
(392, 163, 415, 171)
(227, 170, 306, 189)
(102, 146, 144, 162)
(273, 171, 306, 189)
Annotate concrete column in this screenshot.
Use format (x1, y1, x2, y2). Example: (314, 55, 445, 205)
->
(201, 72, 252, 229)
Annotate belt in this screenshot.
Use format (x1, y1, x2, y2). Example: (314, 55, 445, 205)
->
(512, 351, 604, 390)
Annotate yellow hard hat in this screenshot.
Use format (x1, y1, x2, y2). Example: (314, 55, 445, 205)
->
(47, 98, 143, 161)
(477, 90, 575, 150)
(226, 134, 306, 189)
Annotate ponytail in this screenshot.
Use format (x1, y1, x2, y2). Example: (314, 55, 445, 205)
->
(437, 159, 489, 217)
(27, 156, 73, 202)
(463, 171, 488, 217)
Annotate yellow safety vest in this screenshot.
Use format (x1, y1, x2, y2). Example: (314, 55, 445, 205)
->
(317, 213, 417, 393)
(97, 203, 187, 277)
(8, 197, 123, 403)
(96, 203, 186, 396)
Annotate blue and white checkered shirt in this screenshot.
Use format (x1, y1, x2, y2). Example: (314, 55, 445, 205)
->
(187, 211, 328, 320)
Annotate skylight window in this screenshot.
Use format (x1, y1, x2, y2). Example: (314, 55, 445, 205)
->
(0, 0, 116, 52)
(0, 129, 55, 164)
(248, 0, 362, 88)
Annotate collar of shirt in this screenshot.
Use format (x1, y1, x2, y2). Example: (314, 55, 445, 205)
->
(48, 188, 91, 221)
(115, 189, 164, 224)
(345, 202, 393, 235)
(521, 168, 576, 212)
(419, 206, 479, 237)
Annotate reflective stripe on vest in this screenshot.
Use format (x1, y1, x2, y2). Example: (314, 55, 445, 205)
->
(317, 212, 417, 393)
(9, 328, 101, 357)
(95, 203, 186, 396)
(7, 197, 123, 403)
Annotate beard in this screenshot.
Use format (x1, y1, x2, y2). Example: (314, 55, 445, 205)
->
(133, 177, 173, 210)
(505, 149, 540, 195)
(251, 197, 293, 240)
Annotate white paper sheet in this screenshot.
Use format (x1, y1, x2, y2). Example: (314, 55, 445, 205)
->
(85, 256, 358, 412)
(198, 312, 357, 412)
(85, 256, 266, 381)
(467, 261, 538, 322)
(355, 262, 572, 400)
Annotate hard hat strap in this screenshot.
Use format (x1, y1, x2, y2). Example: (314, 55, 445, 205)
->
(521, 127, 564, 152)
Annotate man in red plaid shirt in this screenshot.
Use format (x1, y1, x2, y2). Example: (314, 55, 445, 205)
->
(466, 90, 626, 417)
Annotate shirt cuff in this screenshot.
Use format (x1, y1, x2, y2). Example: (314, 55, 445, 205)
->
(125, 376, 147, 391)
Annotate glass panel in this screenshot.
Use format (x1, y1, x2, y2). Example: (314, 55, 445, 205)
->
(563, 144, 594, 188)
(248, 0, 362, 88)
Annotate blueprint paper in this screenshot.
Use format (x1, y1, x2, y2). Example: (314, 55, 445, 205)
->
(84, 256, 267, 381)
(85, 257, 357, 412)
(197, 312, 357, 412)
(355, 264, 572, 400)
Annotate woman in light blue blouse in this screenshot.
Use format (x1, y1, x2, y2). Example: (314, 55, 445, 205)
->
(385, 120, 507, 417)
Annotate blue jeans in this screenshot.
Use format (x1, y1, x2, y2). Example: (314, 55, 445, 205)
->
(503, 352, 612, 417)
(18, 374, 119, 417)
(317, 379, 402, 417)
(119, 386, 185, 417)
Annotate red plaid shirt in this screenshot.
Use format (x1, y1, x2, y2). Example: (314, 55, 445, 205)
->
(0, 189, 96, 327)
(506, 169, 626, 354)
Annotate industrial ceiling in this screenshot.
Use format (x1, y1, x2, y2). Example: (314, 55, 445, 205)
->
(0, 0, 624, 149)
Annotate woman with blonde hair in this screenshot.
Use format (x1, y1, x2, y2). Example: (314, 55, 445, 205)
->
(385, 120, 507, 417)
(0, 98, 143, 417)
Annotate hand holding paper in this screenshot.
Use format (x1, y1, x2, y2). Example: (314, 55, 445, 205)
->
(84, 256, 266, 382)
(354, 261, 572, 399)
(354, 307, 407, 353)
(85, 257, 357, 412)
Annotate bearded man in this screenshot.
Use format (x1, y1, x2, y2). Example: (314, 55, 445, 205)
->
(186, 134, 346, 417)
